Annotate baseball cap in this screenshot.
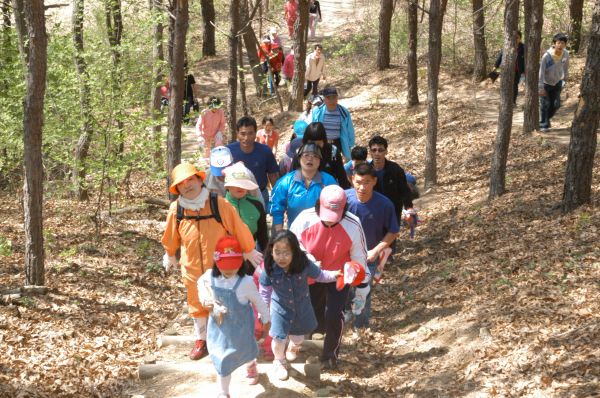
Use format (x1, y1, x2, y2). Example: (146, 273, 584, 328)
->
(210, 146, 233, 177)
(294, 120, 308, 138)
(321, 87, 338, 97)
(213, 236, 244, 271)
(223, 162, 259, 191)
(319, 185, 346, 223)
(297, 142, 323, 160)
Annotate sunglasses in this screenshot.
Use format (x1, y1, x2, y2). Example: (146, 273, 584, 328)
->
(370, 147, 386, 153)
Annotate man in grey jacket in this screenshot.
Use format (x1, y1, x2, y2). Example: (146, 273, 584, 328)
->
(539, 33, 569, 132)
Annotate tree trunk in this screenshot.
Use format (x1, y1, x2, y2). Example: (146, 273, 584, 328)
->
(150, 0, 165, 169)
(288, 0, 309, 112)
(72, 0, 93, 201)
(201, 0, 216, 57)
(522, 0, 543, 134)
(12, 0, 28, 63)
(562, 2, 600, 212)
(406, 0, 419, 106)
(377, 0, 393, 70)
(15, 0, 47, 286)
(489, 0, 519, 199)
(424, 0, 447, 189)
(227, 0, 240, 142)
(472, 0, 488, 81)
(167, 0, 188, 199)
(105, 0, 124, 154)
(240, 0, 266, 95)
(167, 1, 175, 66)
(569, 0, 584, 53)
(238, 40, 250, 116)
(2, 0, 11, 66)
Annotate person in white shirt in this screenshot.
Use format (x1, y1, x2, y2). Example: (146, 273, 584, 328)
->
(305, 44, 326, 97)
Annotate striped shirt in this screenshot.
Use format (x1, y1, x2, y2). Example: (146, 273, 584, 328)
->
(322, 107, 342, 141)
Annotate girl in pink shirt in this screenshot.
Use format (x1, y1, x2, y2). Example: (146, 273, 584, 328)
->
(196, 97, 226, 158)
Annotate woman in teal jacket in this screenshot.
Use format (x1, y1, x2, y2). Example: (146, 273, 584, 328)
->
(311, 87, 355, 160)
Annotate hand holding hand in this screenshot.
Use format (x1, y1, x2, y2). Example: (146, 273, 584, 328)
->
(243, 249, 264, 268)
(367, 248, 379, 263)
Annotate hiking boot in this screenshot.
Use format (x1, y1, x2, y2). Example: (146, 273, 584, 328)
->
(189, 339, 208, 360)
(246, 361, 259, 385)
(285, 342, 301, 362)
(320, 357, 337, 371)
(272, 359, 290, 380)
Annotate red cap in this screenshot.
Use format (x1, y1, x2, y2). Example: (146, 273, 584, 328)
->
(213, 236, 244, 271)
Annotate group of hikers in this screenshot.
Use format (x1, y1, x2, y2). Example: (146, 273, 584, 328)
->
(161, 79, 418, 397)
(490, 31, 570, 132)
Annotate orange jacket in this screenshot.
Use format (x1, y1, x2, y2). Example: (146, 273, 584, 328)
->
(161, 196, 255, 283)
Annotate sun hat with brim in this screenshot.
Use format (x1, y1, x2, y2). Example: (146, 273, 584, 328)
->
(210, 146, 233, 177)
(319, 185, 346, 223)
(213, 236, 244, 271)
(286, 137, 304, 158)
(223, 162, 259, 191)
(336, 261, 367, 290)
(169, 163, 206, 195)
(208, 97, 223, 109)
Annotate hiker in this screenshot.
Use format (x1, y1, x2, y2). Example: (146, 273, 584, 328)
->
(256, 116, 280, 156)
(368, 135, 415, 227)
(312, 86, 355, 161)
(183, 64, 200, 124)
(258, 36, 271, 74)
(304, 44, 326, 97)
(196, 97, 226, 158)
(223, 162, 269, 253)
(289, 185, 370, 370)
(269, 43, 285, 92)
(284, 0, 299, 38)
(282, 49, 295, 84)
(344, 145, 368, 183)
(259, 230, 343, 380)
(345, 163, 399, 329)
(270, 142, 336, 231)
(539, 33, 569, 132)
(198, 236, 270, 395)
(227, 116, 279, 207)
(278, 134, 302, 176)
(269, 27, 284, 50)
(309, 0, 322, 39)
(292, 121, 351, 189)
(161, 163, 263, 361)
(492, 30, 525, 105)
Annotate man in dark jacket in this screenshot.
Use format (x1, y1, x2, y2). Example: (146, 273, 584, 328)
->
(493, 31, 525, 105)
(367, 135, 414, 226)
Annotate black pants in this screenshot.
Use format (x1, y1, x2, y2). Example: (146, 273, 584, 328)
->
(310, 282, 350, 361)
(304, 78, 320, 97)
(540, 81, 563, 129)
(183, 95, 198, 123)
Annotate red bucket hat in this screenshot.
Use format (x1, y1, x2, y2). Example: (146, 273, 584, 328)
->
(213, 236, 244, 271)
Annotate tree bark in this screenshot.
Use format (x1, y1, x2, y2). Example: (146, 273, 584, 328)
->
(72, 0, 93, 201)
(288, 0, 309, 112)
(240, 0, 266, 95)
(562, 1, 600, 212)
(238, 40, 250, 116)
(200, 0, 216, 57)
(569, 0, 584, 54)
(377, 0, 393, 70)
(167, 0, 188, 199)
(105, 0, 124, 154)
(522, 0, 543, 134)
(150, 0, 165, 169)
(227, 0, 240, 141)
(424, 0, 447, 189)
(472, 0, 488, 81)
(489, 0, 519, 199)
(12, 0, 28, 63)
(407, 0, 419, 106)
(15, 0, 47, 286)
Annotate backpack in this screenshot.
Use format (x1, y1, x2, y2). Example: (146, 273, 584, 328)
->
(176, 191, 223, 226)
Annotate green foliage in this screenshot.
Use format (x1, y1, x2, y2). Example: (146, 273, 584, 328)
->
(0, 236, 12, 256)
(145, 262, 162, 274)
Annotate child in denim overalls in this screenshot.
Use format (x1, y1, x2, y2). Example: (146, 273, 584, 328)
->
(198, 236, 270, 398)
(259, 230, 342, 380)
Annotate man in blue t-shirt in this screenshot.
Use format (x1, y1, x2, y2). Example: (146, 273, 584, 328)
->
(345, 162, 399, 329)
(227, 116, 280, 206)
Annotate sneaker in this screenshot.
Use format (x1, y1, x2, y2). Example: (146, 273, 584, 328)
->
(246, 361, 259, 385)
(286, 343, 301, 361)
(189, 339, 208, 360)
(320, 357, 337, 371)
(272, 359, 289, 380)
(540, 127, 550, 133)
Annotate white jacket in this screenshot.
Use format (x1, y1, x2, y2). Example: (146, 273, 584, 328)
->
(305, 52, 326, 82)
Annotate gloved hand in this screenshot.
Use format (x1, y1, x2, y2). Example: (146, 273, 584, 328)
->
(352, 285, 371, 315)
(162, 253, 178, 272)
(243, 249, 263, 268)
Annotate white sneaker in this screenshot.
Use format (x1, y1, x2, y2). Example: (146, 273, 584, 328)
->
(286, 343, 301, 361)
(272, 359, 289, 380)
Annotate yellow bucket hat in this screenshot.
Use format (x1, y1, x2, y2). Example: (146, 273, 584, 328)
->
(169, 163, 206, 195)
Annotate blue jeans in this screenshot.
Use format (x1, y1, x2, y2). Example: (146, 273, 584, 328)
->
(540, 82, 562, 129)
(352, 262, 377, 329)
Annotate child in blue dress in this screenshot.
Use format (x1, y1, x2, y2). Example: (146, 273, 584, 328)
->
(259, 230, 342, 380)
(199, 236, 271, 398)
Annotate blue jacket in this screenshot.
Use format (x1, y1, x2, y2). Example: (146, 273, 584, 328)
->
(269, 170, 336, 226)
(312, 104, 355, 159)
